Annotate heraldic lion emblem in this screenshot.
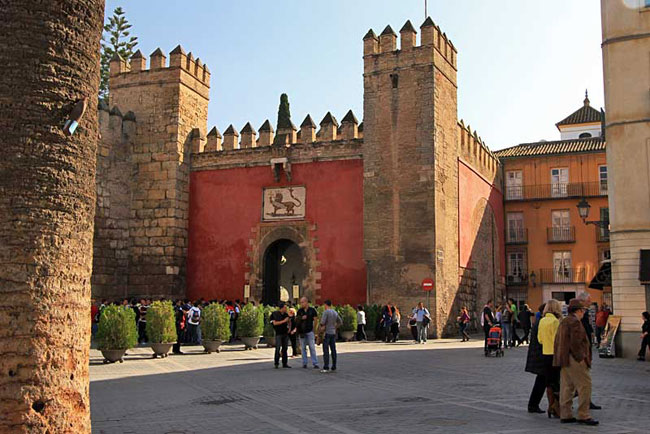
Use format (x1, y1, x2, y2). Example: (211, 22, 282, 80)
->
(266, 187, 303, 217)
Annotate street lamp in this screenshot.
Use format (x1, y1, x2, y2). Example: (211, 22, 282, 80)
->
(576, 198, 609, 229)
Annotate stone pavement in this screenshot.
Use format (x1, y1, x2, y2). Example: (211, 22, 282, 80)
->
(90, 337, 650, 433)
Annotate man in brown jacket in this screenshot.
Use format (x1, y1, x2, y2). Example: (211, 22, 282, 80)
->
(553, 299, 598, 426)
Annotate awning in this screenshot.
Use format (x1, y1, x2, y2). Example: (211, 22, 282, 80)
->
(589, 261, 611, 290)
(641, 249, 650, 284)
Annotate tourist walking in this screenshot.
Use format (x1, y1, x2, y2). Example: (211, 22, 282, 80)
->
(356, 305, 367, 341)
(554, 298, 598, 425)
(518, 304, 533, 344)
(390, 306, 401, 342)
(482, 300, 495, 350)
(380, 304, 393, 343)
(413, 302, 431, 344)
(320, 300, 342, 373)
(271, 303, 291, 368)
(638, 311, 650, 361)
(594, 306, 609, 348)
(288, 307, 298, 357)
(186, 301, 201, 345)
(137, 299, 148, 344)
(297, 297, 319, 369)
(525, 303, 547, 414)
(538, 299, 562, 419)
(502, 302, 513, 348)
(458, 306, 471, 341)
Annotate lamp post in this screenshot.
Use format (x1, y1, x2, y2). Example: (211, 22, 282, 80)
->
(576, 198, 609, 229)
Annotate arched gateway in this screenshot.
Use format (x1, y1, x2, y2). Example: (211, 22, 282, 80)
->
(263, 239, 306, 305)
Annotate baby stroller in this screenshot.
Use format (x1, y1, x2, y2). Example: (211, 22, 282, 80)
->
(485, 324, 504, 357)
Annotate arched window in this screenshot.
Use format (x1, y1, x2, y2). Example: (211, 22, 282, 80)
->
(579, 132, 592, 138)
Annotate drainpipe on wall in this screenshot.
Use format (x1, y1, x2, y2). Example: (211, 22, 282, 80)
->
(365, 260, 371, 305)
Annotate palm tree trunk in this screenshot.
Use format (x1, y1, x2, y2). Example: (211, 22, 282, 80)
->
(0, 1, 104, 432)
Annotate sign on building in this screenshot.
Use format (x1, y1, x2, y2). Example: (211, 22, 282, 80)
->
(262, 186, 306, 221)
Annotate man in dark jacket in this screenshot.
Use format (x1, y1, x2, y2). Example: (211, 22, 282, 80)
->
(553, 299, 598, 426)
(525, 303, 546, 413)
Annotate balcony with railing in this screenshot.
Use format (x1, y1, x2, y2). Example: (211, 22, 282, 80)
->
(547, 226, 576, 243)
(506, 272, 528, 286)
(540, 268, 586, 284)
(596, 225, 610, 242)
(505, 181, 607, 202)
(506, 228, 528, 244)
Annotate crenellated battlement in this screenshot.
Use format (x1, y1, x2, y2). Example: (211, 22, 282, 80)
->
(363, 17, 458, 74)
(109, 45, 210, 90)
(458, 120, 502, 186)
(198, 109, 362, 154)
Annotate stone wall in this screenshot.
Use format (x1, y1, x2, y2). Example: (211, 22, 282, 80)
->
(92, 46, 209, 300)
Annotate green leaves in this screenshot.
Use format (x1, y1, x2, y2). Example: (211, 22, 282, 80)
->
(96, 305, 138, 350)
(145, 301, 176, 344)
(99, 6, 139, 100)
(238, 304, 264, 338)
(202, 303, 232, 342)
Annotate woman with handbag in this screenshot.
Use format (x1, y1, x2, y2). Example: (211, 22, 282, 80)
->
(525, 303, 547, 414)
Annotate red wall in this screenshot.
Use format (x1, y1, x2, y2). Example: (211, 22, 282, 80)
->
(458, 160, 506, 276)
(187, 159, 366, 305)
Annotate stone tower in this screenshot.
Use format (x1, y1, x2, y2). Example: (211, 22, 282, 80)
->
(362, 18, 459, 337)
(98, 46, 210, 298)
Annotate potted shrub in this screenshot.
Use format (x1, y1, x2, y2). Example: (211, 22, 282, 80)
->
(338, 305, 358, 341)
(263, 305, 276, 347)
(364, 304, 380, 340)
(146, 300, 176, 358)
(201, 303, 231, 354)
(96, 305, 138, 363)
(238, 303, 264, 350)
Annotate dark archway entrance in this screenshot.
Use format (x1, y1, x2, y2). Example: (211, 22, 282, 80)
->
(263, 239, 305, 305)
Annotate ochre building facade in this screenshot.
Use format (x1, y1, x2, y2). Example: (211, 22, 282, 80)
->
(92, 18, 504, 337)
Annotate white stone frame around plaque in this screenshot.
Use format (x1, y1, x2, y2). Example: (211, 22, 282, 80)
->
(262, 186, 306, 221)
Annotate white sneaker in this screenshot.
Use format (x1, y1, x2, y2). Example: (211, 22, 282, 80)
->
(320, 368, 330, 373)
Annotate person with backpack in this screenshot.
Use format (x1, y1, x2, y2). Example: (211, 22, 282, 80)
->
(412, 302, 431, 344)
(187, 301, 201, 345)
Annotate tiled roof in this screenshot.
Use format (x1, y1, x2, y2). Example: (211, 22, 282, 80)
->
(556, 95, 603, 128)
(494, 137, 605, 159)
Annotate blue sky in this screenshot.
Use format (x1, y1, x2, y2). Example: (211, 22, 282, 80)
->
(105, 0, 604, 150)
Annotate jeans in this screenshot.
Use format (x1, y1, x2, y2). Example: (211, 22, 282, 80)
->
(300, 331, 318, 367)
(502, 323, 512, 347)
(322, 333, 337, 369)
(416, 321, 428, 342)
(356, 324, 367, 341)
(187, 323, 199, 344)
(274, 334, 289, 367)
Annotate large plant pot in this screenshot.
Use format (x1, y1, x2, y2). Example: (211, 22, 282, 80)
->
(341, 331, 356, 342)
(101, 349, 126, 364)
(241, 336, 261, 350)
(203, 340, 223, 354)
(150, 342, 173, 358)
(265, 336, 275, 348)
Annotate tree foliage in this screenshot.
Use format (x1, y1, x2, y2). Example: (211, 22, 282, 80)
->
(100, 7, 138, 100)
(96, 305, 138, 350)
(145, 301, 176, 344)
(202, 303, 232, 342)
(273, 93, 292, 145)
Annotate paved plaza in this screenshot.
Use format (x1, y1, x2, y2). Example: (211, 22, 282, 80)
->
(90, 338, 650, 434)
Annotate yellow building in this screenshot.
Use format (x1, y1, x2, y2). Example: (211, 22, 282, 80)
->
(601, 0, 650, 358)
(496, 95, 609, 310)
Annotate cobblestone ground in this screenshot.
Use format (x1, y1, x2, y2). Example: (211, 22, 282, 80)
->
(90, 337, 650, 433)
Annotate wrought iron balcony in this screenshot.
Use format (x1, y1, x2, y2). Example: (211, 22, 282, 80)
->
(506, 273, 528, 286)
(547, 226, 576, 243)
(539, 268, 586, 284)
(505, 182, 607, 202)
(506, 228, 528, 244)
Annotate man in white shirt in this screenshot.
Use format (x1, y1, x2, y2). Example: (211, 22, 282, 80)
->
(187, 302, 201, 344)
(412, 302, 431, 344)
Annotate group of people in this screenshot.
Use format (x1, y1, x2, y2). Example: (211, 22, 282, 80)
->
(481, 298, 534, 349)
(91, 297, 248, 354)
(270, 298, 342, 373)
(364, 302, 432, 344)
(524, 294, 600, 426)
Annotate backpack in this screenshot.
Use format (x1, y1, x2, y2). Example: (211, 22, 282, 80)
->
(191, 308, 200, 323)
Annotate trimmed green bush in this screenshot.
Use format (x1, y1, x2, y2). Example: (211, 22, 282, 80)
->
(202, 303, 231, 342)
(97, 305, 138, 350)
(364, 304, 380, 338)
(338, 305, 357, 332)
(238, 303, 264, 337)
(262, 305, 275, 339)
(146, 301, 176, 344)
